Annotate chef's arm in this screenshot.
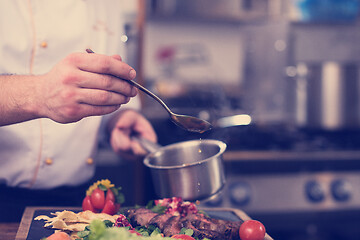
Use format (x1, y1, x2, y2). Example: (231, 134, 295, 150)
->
(0, 52, 138, 127)
(0, 74, 43, 126)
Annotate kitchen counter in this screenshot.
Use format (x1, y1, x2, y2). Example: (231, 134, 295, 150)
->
(0, 223, 19, 240)
(2, 206, 274, 240)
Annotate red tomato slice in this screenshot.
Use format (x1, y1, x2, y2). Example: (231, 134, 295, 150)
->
(171, 234, 196, 240)
(90, 188, 105, 210)
(101, 200, 117, 215)
(82, 196, 95, 212)
(239, 220, 266, 240)
(46, 231, 71, 240)
(105, 189, 116, 203)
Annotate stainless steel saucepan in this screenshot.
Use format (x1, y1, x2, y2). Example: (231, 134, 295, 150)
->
(138, 137, 227, 202)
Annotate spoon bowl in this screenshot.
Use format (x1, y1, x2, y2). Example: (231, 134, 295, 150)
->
(171, 113, 212, 133)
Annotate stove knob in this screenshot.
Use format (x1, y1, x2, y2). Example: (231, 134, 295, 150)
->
(331, 179, 352, 202)
(305, 180, 325, 203)
(229, 182, 251, 206)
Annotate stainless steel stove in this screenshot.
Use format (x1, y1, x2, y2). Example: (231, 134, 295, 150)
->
(149, 120, 360, 239)
(206, 161, 360, 210)
(197, 126, 360, 240)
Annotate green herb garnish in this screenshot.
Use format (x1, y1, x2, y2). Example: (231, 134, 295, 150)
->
(180, 228, 194, 236)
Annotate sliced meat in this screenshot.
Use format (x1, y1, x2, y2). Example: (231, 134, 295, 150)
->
(181, 218, 223, 240)
(180, 213, 241, 240)
(162, 215, 182, 237)
(182, 213, 221, 232)
(229, 221, 242, 240)
(205, 216, 242, 240)
(148, 213, 173, 230)
(122, 208, 158, 227)
(122, 207, 242, 240)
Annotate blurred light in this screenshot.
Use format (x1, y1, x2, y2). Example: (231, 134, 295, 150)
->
(274, 40, 286, 52)
(217, 114, 252, 128)
(297, 63, 308, 76)
(322, 61, 342, 129)
(121, 35, 129, 43)
(198, 110, 211, 121)
(285, 66, 297, 77)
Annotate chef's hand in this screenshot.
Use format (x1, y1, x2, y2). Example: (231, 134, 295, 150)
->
(37, 52, 138, 123)
(108, 109, 157, 157)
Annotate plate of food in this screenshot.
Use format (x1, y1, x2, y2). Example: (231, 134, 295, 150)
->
(15, 180, 273, 240)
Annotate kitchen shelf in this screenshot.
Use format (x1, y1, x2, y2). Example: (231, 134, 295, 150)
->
(146, 14, 269, 25)
(223, 150, 360, 162)
(290, 20, 360, 26)
(145, 0, 276, 25)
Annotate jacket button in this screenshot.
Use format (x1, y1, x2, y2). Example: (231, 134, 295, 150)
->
(45, 158, 53, 165)
(40, 41, 48, 48)
(87, 158, 94, 165)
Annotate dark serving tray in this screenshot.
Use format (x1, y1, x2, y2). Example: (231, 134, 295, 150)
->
(15, 206, 273, 240)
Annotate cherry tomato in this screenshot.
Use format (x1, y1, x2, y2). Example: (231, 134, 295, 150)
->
(239, 220, 266, 240)
(101, 200, 117, 215)
(105, 188, 116, 203)
(47, 231, 71, 240)
(171, 234, 196, 240)
(82, 196, 96, 212)
(90, 188, 105, 210)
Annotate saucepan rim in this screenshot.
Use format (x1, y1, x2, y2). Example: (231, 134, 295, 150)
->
(143, 139, 227, 170)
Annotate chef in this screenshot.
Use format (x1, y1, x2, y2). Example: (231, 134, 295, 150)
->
(0, 0, 157, 221)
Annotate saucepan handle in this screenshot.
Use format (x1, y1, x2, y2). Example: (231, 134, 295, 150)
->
(132, 136, 161, 153)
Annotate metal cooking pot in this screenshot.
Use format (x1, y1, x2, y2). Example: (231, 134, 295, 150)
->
(295, 61, 359, 130)
(139, 138, 226, 202)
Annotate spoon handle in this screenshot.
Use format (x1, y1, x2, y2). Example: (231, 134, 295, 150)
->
(127, 79, 173, 115)
(132, 136, 161, 153)
(86, 48, 173, 115)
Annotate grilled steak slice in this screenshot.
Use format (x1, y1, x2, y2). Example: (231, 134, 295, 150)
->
(162, 215, 182, 237)
(205, 216, 242, 240)
(180, 213, 241, 240)
(123, 208, 158, 227)
(181, 221, 224, 240)
(148, 213, 173, 230)
(123, 207, 242, 240)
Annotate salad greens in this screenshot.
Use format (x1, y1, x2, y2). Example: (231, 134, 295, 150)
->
(145, 200, 167, 214)
(78, 220, 171, 240)
(77, 198, 212, 240)
(77, 220, 211, 240)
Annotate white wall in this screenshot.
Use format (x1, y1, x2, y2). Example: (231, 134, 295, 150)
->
(143, 21, 244, 86)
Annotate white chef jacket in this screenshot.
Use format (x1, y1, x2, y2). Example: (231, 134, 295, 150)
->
(0, 0, 139, 189)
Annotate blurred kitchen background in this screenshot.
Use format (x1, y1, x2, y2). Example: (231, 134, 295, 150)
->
(93, 0, 360, 239)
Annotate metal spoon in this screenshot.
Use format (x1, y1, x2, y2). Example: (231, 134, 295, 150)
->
(86, 49, 212, 133)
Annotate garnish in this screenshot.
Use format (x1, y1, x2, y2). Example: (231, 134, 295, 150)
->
(135, 224, 163, 237)
(152, 197, 198, 217)
(115, 214, 132, 228)
(179, 228, 194, 236)
(78, 219, 171, 240)
(86, 179, 115, 196)
(82, 179, 124, 215)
